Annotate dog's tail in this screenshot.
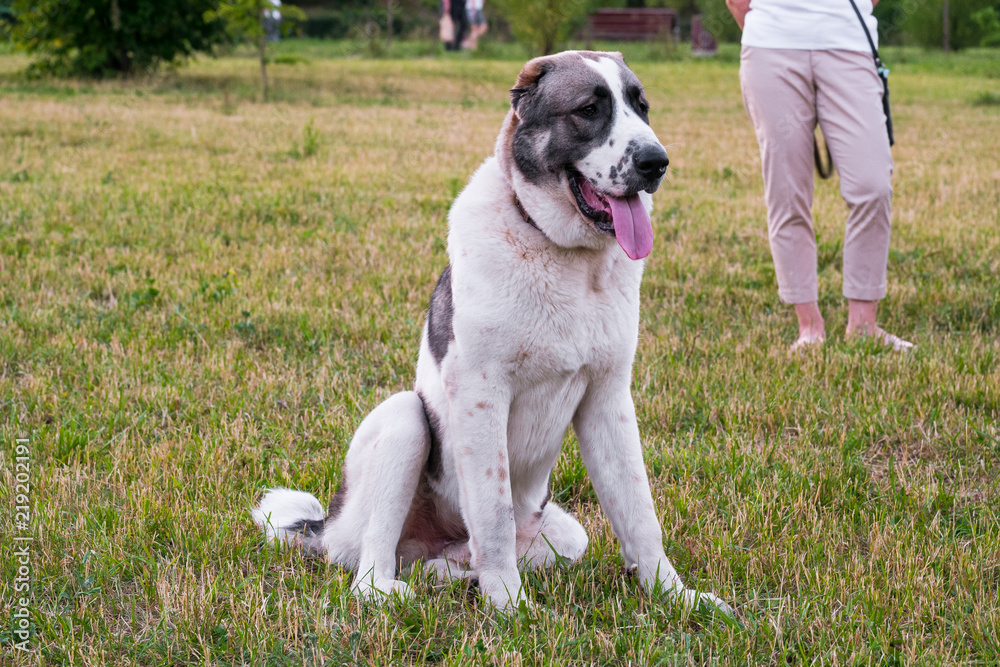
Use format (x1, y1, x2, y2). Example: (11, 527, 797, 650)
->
(251, 488, 326, 555)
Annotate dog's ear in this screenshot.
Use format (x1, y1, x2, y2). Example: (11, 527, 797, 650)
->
(497, 54, 559, 184)
(509, 56, 553, 117)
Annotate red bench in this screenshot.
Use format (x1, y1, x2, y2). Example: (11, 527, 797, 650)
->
(588, 8, 678, 41)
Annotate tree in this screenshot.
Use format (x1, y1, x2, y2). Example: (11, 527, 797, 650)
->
(8, 0, 228, 77)
(874, 0, 1000, 50)
(0, 1, 14, 28)
(493, 0, 595, 55)
(661, 0, 740, 43)
(205, 0, 305, 101)
(972, 5, 1000, 46)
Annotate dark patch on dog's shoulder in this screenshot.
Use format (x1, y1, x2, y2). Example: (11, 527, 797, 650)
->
(418, 391, 444, 481)
(427, 265, 454, 366)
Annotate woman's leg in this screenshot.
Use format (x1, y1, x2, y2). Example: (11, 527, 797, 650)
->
(741, 46, 825, 347)
(793, 301, 826, 349)
(815, 49, 912, 350)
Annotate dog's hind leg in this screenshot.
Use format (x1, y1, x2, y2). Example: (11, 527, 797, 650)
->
(321, 391, 431, 601)
(422, 539, 475, 581)
(423, 556, 475, 582)
(518, 502, 588, 570)
(421, 503, 587, 583)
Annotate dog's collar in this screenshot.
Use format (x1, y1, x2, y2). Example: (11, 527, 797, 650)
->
(514, 195, 541, 232)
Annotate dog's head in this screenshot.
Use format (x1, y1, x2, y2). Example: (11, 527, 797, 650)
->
(496, 51, 668, 260)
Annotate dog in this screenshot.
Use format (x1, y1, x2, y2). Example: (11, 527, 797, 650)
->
(253, 51, 731, 615)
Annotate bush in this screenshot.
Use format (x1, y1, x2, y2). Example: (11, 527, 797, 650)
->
(9, 0, 229, 77)
(0, 0, 14, 38)
(294, 0, 438, 40)
(972, 6, 1000, 46)
(695, 0, 742, 44)
(875, 0, 1000, 50)
(493, 0, 597, 55)
(299, 8, 407, 39)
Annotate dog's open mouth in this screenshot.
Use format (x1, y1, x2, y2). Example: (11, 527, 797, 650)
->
(567, 168, 653, 261)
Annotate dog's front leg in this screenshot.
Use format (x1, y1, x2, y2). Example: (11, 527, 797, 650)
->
(445, 369, 523, 610)
(574, 378, 732, 615)
(574, 382, 682, 589)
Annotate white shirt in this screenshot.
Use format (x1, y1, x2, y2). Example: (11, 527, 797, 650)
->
(742, 0, 879, 52)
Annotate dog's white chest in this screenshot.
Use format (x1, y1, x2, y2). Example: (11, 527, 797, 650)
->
(511, 283, 633, 381)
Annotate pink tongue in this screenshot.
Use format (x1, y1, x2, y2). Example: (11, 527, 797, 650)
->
(608, 194, 653, 260)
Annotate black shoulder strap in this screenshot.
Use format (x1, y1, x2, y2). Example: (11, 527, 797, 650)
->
(847, 0, 881, 62)
(847, 0, 895, 146)
(816, 1, 894, 175)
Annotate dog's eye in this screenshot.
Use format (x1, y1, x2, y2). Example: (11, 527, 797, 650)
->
(578, 104, 598, 118)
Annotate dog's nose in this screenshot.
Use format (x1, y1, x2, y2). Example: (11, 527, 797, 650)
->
(633, 145, 669, 181)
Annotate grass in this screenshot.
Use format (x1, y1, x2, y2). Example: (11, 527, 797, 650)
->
(1, 40, 998, 665)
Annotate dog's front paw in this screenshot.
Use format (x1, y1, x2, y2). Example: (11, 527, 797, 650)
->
(671, 587, 735, 618)
(477, 571, 527, 613)
(352, 575, 414, 602)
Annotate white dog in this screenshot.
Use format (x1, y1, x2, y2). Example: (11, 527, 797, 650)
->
(253, 51, 731, 615)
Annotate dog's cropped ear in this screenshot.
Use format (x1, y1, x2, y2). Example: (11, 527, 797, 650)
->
(509, 56, 554, 117)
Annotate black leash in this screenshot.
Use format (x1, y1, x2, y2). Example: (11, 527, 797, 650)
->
(814, 1, 895, 179)
(847, 0, 895, 146)
(814, 133, 834, 179)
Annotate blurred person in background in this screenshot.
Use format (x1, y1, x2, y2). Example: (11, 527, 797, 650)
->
(442, 0, 470, 51)
(463, 0, 487, 50)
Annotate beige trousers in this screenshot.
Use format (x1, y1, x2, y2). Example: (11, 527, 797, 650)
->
(740, 46, 894, 304)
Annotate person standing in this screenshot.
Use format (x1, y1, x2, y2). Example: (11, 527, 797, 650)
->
(442, 0, 470, 51)
(727, 0, 913, 352)
(463, 0, 488, 50)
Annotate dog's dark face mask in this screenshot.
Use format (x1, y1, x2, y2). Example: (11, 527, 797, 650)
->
(498, 51, 668, 260)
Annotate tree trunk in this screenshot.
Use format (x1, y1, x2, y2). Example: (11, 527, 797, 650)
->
(386, 0, 394, 46)
(943, 0, 950, 53)
(542, 0, 558, 55)
(258, 3, 269, 101)
(110, 0, 130, 77)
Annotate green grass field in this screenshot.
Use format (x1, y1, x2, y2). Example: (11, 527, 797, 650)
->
(1, 39, 998, 665)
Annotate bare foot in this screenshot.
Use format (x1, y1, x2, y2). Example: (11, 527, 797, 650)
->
(789, 333, 825, 353)
(790, 301, 825, 353)
(847, 324, 915, 352)
(846, 300, 913, 352)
